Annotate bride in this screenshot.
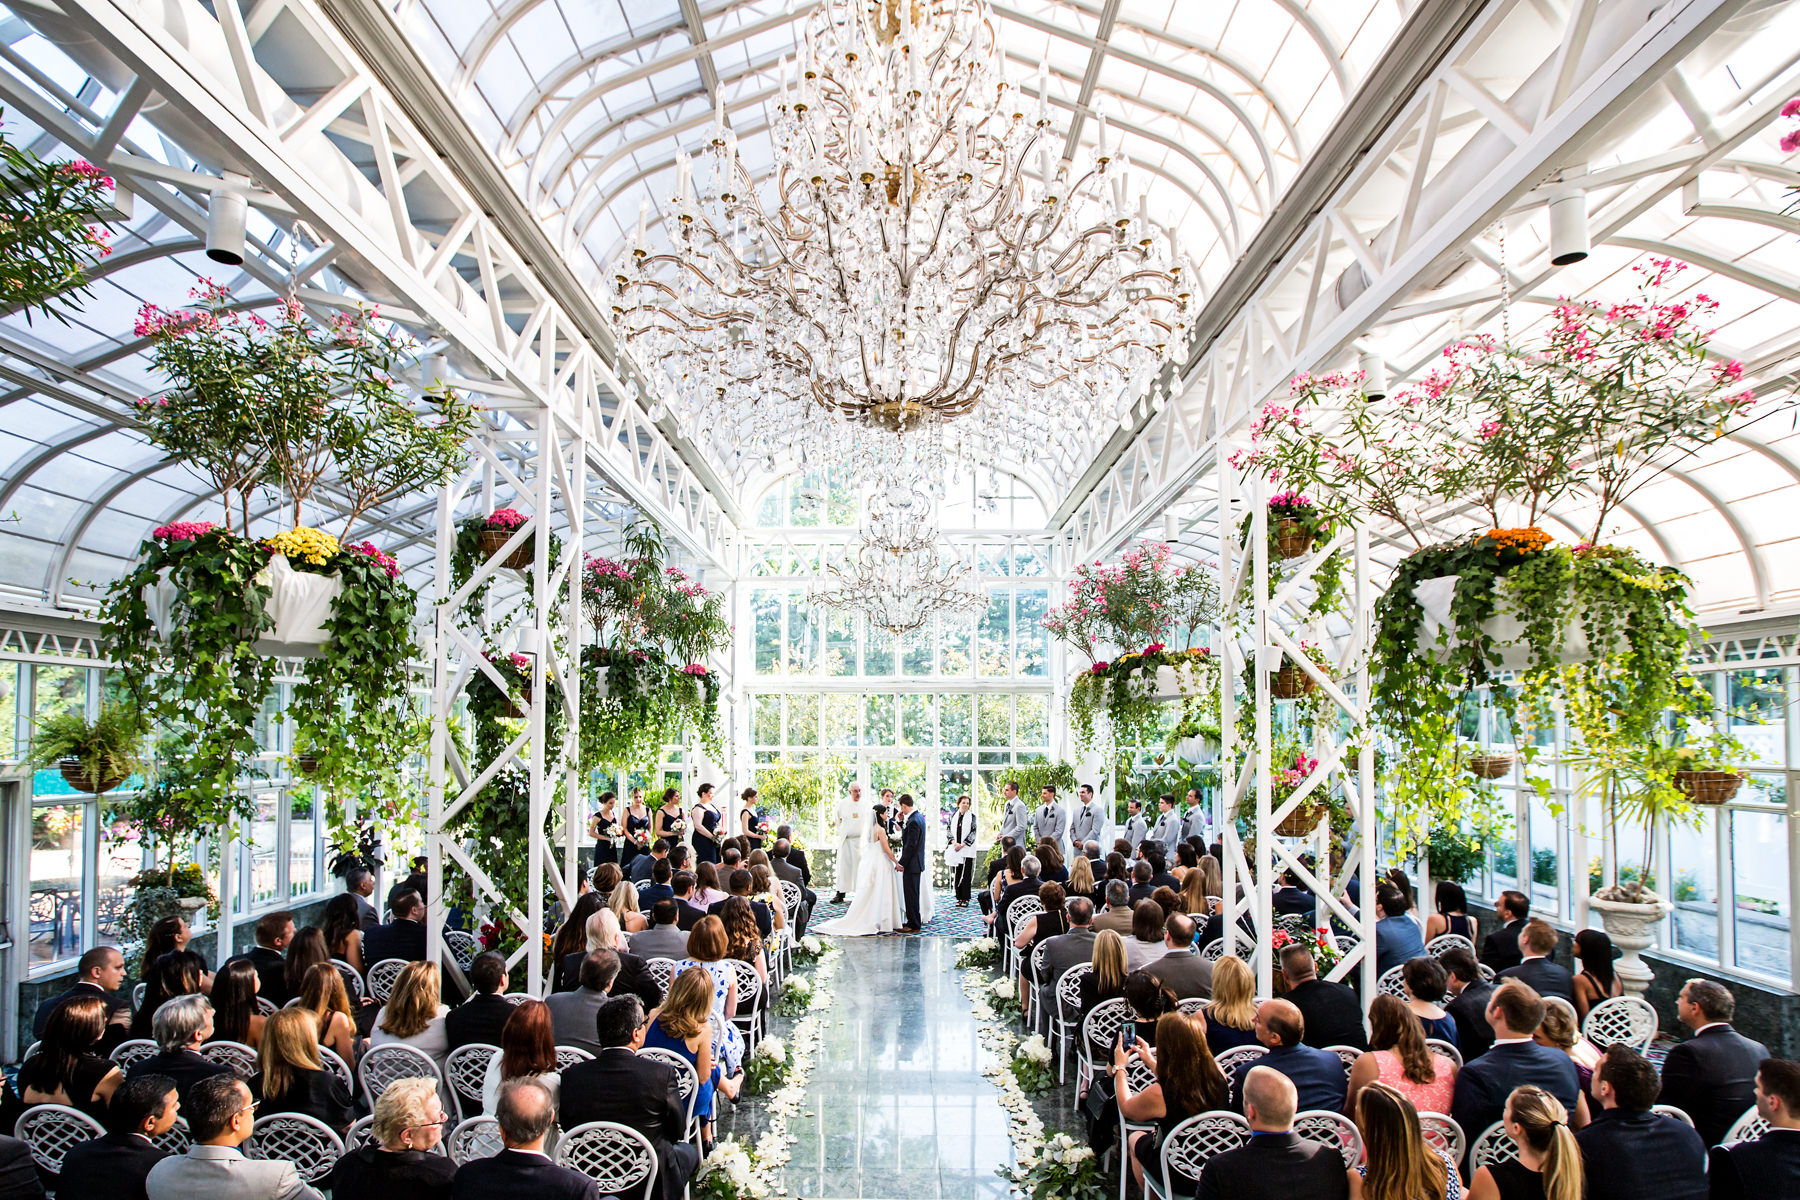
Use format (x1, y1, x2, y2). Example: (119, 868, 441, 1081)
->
(815, 804, 902, 936)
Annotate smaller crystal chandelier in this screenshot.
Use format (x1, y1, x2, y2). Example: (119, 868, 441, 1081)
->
(810, 484, 987, 634)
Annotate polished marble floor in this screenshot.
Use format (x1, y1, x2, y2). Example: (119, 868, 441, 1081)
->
(721, 937, 1019, 1200)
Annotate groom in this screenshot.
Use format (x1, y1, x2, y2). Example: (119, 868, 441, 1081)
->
(895, 794, 926, 932)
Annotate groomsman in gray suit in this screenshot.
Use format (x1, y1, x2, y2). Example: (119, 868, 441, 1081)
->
(1182, 787, 1210, 844)
(1147, 794, 1182, 862)
(1069, 784, 1106, 857)
(996, 781, 1030, 848)
(1121, 798, 1149, 854)
(1030, 786, 1067, 851)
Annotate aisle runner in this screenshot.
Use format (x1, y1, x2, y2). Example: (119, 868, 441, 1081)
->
(806, 885, 989, 938)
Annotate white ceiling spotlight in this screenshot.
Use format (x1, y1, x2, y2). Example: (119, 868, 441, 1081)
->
(205, 172, 250, 266)
(1548, 189, 1590, 266)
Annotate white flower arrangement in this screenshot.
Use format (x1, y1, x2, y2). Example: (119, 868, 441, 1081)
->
(1020, 1034, 1053, 1064)
(801, 934, 823, 954)
(990, 977, 1015, 999)
(753, 1035, 788, 1063)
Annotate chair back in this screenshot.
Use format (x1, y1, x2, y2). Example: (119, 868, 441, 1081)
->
(1027, 940, 1050, 985)
(1323, 1044, 1361, 1082)
(1425, 1037, 1463, 1068)
(1652, 1104, 1695, 1128)
(555, 1120, 661, 1197)
(1425, 933, 1477, 959)
(12, 1104, 104, 1174)
(644, 957, 678, 994)
(728, 957, 764, 1011)
(1198, 929, 1254, 963)
(778, 880, 803, 917)
(366, 957, 410, 1004)
(358, 1042, 443, 1111)
(444, 1043, 499, 1119)
(254, 996, 277, 1017)
(109, 1038, 159, 1071)
(1581, 995, 1658, 1051)
(1159, 1112, 1252, 1198)
(1211, 1044, 1268, 1092)
(444, 930, 479, 971)
(318, 1045, 355, 1092)
(556, 1045, 596, 1070)
(1007, 897, 1045, 939)
(1723, 1105, 1772, 1146)
(1057, 965, 1093, 1013)
(335, 960, 365, 1002)
(1175, 997, 1206, 1016)
(1470, 1120, 1521, 1170)
(639, 1047, 700, 1127)
(132, 982, 147, 1012)
(150, 1115, 191, 1156)
(1376, 965, 1409, 999)
(447, 1115, 505, 1164)
(503, 992, 529, 1005)
(1417, 1112, 1465, 1165)
(1081, 997, 1130, 1061)
(246, 1112, 344, 1183)
(343, 1115, 376, 1153)
(1292, 1109, 1363, 1167)
(199, 1039, 259, 1079)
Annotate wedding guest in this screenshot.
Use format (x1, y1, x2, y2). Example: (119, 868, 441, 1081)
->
(644, 967, 735, 1140)
(1575, 1044, 1706, 1200)
(1465, 1085, 1582, 1200)
(450, 1078, 596, 1199)
(611, 879, 653, 932)
(370, 961, 451, 1071)
(59, 1073, 175, 1200)
(1348, 1081, 1461, 1200)
(1038, 841, 1069, 885)
(34, 945, 131, 1046)
(250, 1008, 355, 1134)
(1345, 995, 1458, 1116)
(1441, 947, 1497, 1060)
(593, 862, 624, 899)
(747, 864, 788, 935)
(1658, 978, 1768, 1147)
(1077, 929, 1129, 1029)
(1115, 1012, 1228, 1194)
(296, 961, 357, 1065)
(1068, 854, 1096, 907)
(130, 948, 210, 1040)
(16, 994, 123, 1119)
(694, 861, 729, 909)
(224, 911, 297, 1007)
(671, 873, 709, 931)
(1197, 1067, 1350, 1200)
(1122, 972, 1177, 1050)
(364, 891, 427, 967)
(722, 895, 770, 989)
(1569, 929, 1622, 1023)
(1094, 879, 1136, 935)
(1402, 956, 1460, 1047)
(1450, 983, 1586, 1156)
(1014, 881, 1070, 958)
(545, 950, 617, 1057)
(558, 996, 698, 1200)
(631, 900, 692, 960)
(1179, 869, 1212, 919)
(996, 854, 1043, 938)
(1498, 919, 1575, 1004)
(1535, 997, 1600, 1103)
(1232, 998, 1348, 1113)
(1151, 886, 1182, 919)
(145, 1075, 324, 1200)
(1126, 900, 1170, 971)
(1425, 881, 1478, 947)
(549, 893, 605, 992)
(1281, 944, 1366, 1051)
(574, 908, 664, 1011)
(321, 893, 367, 979)
(207, 958, 266, 1050)
(137, 917, 190, 985)
(1480, 891, 1529, 973)
(446, 952, 513, 1056)
(1144, 911, 1212, 1000)
(1706, 1057, 1800, 1199)
(1203, 955, 1261, 1055)
(1376, 886, 1427, 975)
(1038, 898, 1097, 1026)
(707, 868, 775, 940)
(1128, 860, 1158, 905)
(127, 994, 231, 1107)
(770, 840, 813, 935)
(482, 998, 561, 1114)
(676, 917, 743, 1075)
(345, 866, 380, 931)
(325, 1076, 456, 1199)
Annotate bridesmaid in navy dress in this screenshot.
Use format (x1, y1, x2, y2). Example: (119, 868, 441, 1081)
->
(622, 786, 652, 873)
(654, 786, 687, 848)
(738, 786, 767, 854)
(691, 782, 723, 865)
(590, 791, 621, 865)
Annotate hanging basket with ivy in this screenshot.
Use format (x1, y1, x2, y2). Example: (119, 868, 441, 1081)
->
(1467, 752, 1515, 780)
(475, 509, 534, 570)
(1672, 770, 1743, 806)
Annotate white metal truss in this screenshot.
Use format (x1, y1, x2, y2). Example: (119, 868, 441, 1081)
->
(1059, 0, 1754, 564)
(32, 0, 735, 567)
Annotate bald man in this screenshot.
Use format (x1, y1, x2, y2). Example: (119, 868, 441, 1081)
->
(1197, 1067, 1349, 1200)
(1227, 998, 1348, 1114)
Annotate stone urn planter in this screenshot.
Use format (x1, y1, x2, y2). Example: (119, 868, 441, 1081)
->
(1588, 891, 1672, 997)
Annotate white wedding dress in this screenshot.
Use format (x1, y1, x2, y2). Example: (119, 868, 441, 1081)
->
(816, 825, 903, 936)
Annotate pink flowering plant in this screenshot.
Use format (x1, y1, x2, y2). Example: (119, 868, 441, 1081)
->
(0, 115, 117, 323)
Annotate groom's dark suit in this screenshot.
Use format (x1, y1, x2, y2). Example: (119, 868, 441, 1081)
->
(899, 806, 926, 929)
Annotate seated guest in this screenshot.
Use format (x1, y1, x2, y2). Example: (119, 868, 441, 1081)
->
(1280, 944, 1365, 1051)
(1480, 891, 1529, 973)
(58, 1074, 176, 1200)
(722, 896, 771, 1000)
(1271, 869, 1316, 917)
(995, 855, 1043, 936)
(1127, 860, 1157, 905)
(451, 1077, 596, 1199)
(1535, 997, 1601, 1102)
(0, 1135, 37, 1200)
(1142, 911, 1211, 1000)
(1441, 947, 1497, 1060)
(364, 890, 428, 966)
(644, 966, 738, 1141)
(1401, 956, 1460, 1047)
(1465, 1084, 1582, 1200)
(326, 1076, 457, 1200)
(130, 948, 210, 1041)
(225, 910, 297, 1008)
(1122, 971, 1177, 1051)
(250, 1008, 355, 1135)
(445, 951, 513, 1053)
(1037, 898, 1098, 1023)
(706, 869, 773, 940)
(16, 994, 123, 1120)
(282, 926, 333, 1005)
(545, 950, 619, 1057)
(1575, 1045, 1706, 1200)
(1450, 983, 1586, 1162)
(1425, 880, 1478, 947)
(1346, 995, 1458, 1117)
(776, 826, 812, 887)
(1093, 879, 1136, 936)
(611, 879, 652, 932)
(1348, 1081, 1459, 1200)
(1498, 919, 1576, 1004)
(693, 861, 729, 910)
(1658, 978, 1769, 1147)
(548, 894, 606, 992)
(670, 873, 709, 931)
(146, 1074, 324, 1200)
(137, 916, 191, 987)
(561, 909, 664, 1010)
(1114, 1012, 1228, 1195)
(1125, 900, 1169, 972)
(630, 839, 670, 885)
(1201, 955, 1262, 1055)
(1197, 1066, 1349, 1200)
(321, 893, 368, 979)
(1012, 882, 1070, 962)
(31, 945, 131, 1044)
(631, 900, 692, 960)
(208, 958, 267, 1050)
(1077, 929, 1130, 1030)
(557, 996, 699, 1200)
(1230, 998, 1349, 1114)
(370, 961, 451, 1070)
(127, 994, 231, 1107)
(1706, 1057, 1800, 1199)
(1570, 929, 1622, 1023)
(482, 998, 561, 1115)
(346, 866, 381, 931)
(295, 962, 357, 1064)
(770, 839, 814, 936)
(1375, 885, 1427, 975)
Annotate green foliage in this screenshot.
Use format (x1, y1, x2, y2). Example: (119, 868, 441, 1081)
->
(26, 702, 147, 788)
(1423, 823, 1490, 884)
(577, 645, 720, 776)
(585, 521, 731, 665)
(0, 131, 116, 322)
(754, 756, 849, 839)
(994, 756, 1078, 798)
(1069, 647, 1218, 756)
(447, 510, 565, 632)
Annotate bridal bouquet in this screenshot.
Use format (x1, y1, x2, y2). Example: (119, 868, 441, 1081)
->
(694, 1138, 770, 1200)
(1000, 1132, 1108, 1200)
(987, 975, 1023, 1020)
(774, 973, 815, 1016)
(956, 937, 1001, 969)
(742, 1035, 790, 1096)
(1009, 1034, 1056, 1095)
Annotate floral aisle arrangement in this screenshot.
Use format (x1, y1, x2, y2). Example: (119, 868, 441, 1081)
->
(0, 122, 116, 321)
(1009, 1034, 1057, 1095)
(773, 973, 815, 1016)
(1270, 915, 1342, 977)
(743, 1035, 791, 1096)
(998, 1132, 1109, 1200)
(791, 934, 828, 962)
(986, 975, 1022, 1020)
(955, 937, 1001, 969)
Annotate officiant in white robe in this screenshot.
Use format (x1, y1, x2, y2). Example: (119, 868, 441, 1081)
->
(831, 783, 866, 900)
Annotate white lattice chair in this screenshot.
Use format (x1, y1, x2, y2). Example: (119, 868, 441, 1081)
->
(643, 957, 678, 995)
(444, 929, 479, 972)
(319, 1045, 355, 1093)
(1417, 1112, 1465, 1166)
(254, 996, 277, 1017)
(1323, 1045, 1362, 1084)
(199, 1039, 260, 1079)
(1426, 933, 1477, 959)
(727, 957, 765, 1052)
(1050, 964, 1092, 1083)
(447, 1115, 505, 1165)
(1653, 1104, 1695, 1127)
(1175, 998, 1207, 1017)
(554, 1120, 660, 1198)
(150, 1115, 191, 1156)
(1376, 965, 1409, 999)
(1470, 1120, 1521, 1171)
(1116, 1055, 1159, 1200)
(1581, 995, 1658, 1051)
(638, 1046, 702, 1145)
(132, 982, 147, 1012)
(366, 958, 409, 1004)
(1478, 963, 1496, 982)
(1198, 929, 1255, 964)
(343, 1115, 376, 1153)
(1026, 941, 1051, 1032)
(1293, 1110, 1363, 1167)
(556, 1045, 596, 1070)
(1425, 1038, 1464, 1069)
(246, 1112, 344, 1183)
(335, 961, 365, 1003)
(13, 1104, 104, 1176)
(1148, 1111, 1252, 1200)
(1212, 1045, 1268, 1093)
(358, 1042, 443, 1112)
(109, 1038, 159, 1071)
(1003, 897, 1044, 975)
(445, 1043, 499, 1120)
(1076, 998, 1130, 1111)
(777, 880, 803, 924)
(503, 992, 529, 1005)
(1723, 1106, 1771, 1146)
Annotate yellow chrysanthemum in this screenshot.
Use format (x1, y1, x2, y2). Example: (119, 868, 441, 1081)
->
(266, 525, 341, 566)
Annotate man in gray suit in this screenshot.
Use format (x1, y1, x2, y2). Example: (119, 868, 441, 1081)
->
(1069, 784, 1106, 855)
(1144, 912, 1213, 1000)
(146, 1073, 322, 1200)
(770, 842, 814, 936)
(1148, 794, 1183, 863)
(1121, 798, 1149, 853)
(544, 950, 619, 1056)
(1030, 786, 1068, 853)
(996, 781, 1029, 849)
(1182, 788, 1210, 844)
(629, 901, 692, 961)
(1036, 897, 1098, 1021)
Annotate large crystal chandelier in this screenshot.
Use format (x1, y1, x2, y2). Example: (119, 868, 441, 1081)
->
(811, 483, 988, 635)
(610, 0, 1197, 485)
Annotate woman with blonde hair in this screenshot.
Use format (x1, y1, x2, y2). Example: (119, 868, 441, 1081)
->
(1467, 1085, 1582, 1200)
(252, 1007, 355, 1133)
(1196, 856, 1222, 905)
(1202, 955, 1259, 1054)
(609, 879, 649, 933)
(370, 960, 449, 1069)
(297, 961, 358, 1064)
(645, 965, 736, 1134)
(1348, 1081, 1461, 1200)
(480, 998, 559, 1113)
(1077, 928, 1130, 1033)
(1346, 994, 1458, 1116)
(1533, 996, 1600, 1101)
(1068, 852, 1096, 901)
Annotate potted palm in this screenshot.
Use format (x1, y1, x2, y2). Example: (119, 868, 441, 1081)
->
(29, 703, 147, 794)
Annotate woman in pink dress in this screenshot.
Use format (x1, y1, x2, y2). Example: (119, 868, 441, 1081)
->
(1345, 994, 1459, 1116)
